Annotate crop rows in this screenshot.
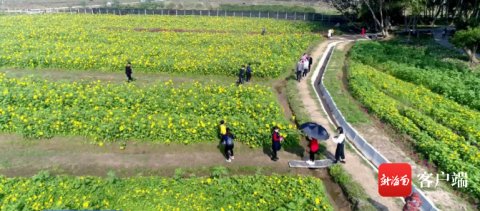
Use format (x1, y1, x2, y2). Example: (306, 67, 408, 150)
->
(0, 14, 320, 77)
(350, 41, 480, 111)
(0, 74, 297, 147)
(0, 174, 333, 211)
(347, 62, 480, 199)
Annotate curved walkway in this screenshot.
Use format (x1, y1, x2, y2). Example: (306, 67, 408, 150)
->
(307, 36, 472, 210)
(298, 37, 402, 210)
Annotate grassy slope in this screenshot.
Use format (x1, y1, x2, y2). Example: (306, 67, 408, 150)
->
(323, 48, 370, 125)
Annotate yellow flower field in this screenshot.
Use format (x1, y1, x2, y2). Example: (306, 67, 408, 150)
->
(0, 73, 297, 147)
(0, 173, 333, 211)
(0, 14, 320, 77)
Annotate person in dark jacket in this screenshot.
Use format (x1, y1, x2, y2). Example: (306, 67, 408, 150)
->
(238, 65, 245, 85)
(246, 63, 252, 82)
(296, 60, 303, 82)
(125, 62, 133, 82)
(224, 128, 235, 162)
(271, 126, 284, 161)
(308, 56, 313, 73)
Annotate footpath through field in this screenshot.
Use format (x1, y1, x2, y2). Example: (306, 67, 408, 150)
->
(297, 37, 403, 210)
(311, 37, 473, 210)
(0, 135, 351, 210)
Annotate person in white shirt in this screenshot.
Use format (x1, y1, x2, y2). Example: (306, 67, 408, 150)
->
(332, 127, 346, 163)
(327, 29, 335, 39)
(302, 55, 309, 77)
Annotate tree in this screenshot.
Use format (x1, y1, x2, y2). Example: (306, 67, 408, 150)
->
(331, 0, 405, 37)
(330, 0, 361, 23)
(362, 0, 389, 36)
(453, 0, 480, 29)
(404, 0, 426, 40)
(451, 27, 480, 65)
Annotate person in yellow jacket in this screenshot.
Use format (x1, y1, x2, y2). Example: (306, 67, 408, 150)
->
(219, 120, 227, 144)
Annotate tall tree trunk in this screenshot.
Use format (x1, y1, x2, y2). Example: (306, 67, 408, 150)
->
(431, 2, 444, 26)
(363, 0, 388, 37)
(465, 47, 479, 64)
(451, 0, 463, 22)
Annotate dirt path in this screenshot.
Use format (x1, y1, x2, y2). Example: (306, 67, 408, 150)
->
(298, 38, 403, 210)
(0, 134, 351, 210)
(0, 135, 300, 176)
(355, 125, 472, 210)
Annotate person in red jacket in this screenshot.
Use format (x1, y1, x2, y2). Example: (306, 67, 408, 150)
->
(271, 126, 284, 161)
(403, 192, 422, 211)
(306, 137, 319, 165)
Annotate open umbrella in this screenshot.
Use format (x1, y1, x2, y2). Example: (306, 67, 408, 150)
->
(299, 122, 330, 140)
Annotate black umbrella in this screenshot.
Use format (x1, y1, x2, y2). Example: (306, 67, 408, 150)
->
(299, 122, 330, 140)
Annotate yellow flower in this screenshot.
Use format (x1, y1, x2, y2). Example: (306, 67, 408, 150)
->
(83, 201, 89, 208)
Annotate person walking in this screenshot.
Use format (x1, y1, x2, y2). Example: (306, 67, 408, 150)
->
(306, 136, 319, 165)
(301, 53, 308, 62)
(224, 128, 235, 162)
(361, 27, 366, 37)
(333, 127, 346, 163)
(296, 60, 303, 82)
(327, 29, 334, 39)
(238, 65, 245, 85)
(303, 55, 309, 77)
(219, 120, 227, 145)
(125, 61, 133, 82)
(308, 55, 313, 73)
(271, 126, 284, 161)
(246, 63, 252, 82)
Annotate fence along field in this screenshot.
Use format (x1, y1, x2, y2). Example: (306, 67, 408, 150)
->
(0, 14, 320, 77)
